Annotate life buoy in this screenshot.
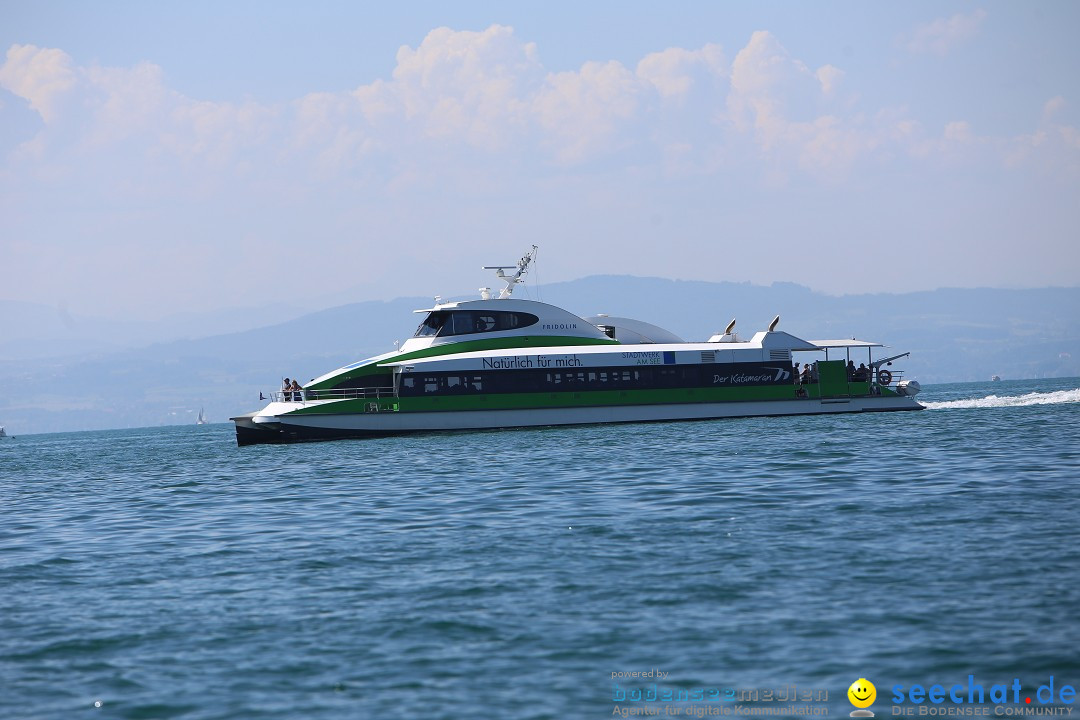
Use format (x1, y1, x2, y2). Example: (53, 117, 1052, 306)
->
(877, 369, 893, 385)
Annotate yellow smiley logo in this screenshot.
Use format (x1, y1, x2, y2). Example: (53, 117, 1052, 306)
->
(848, 678, 877, 709)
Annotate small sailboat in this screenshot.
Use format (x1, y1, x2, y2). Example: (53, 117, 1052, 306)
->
(0, 425, 8, 438)
(196, 408, 209, 425)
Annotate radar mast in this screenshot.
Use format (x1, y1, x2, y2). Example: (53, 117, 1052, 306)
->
(482, 245, 538, 299)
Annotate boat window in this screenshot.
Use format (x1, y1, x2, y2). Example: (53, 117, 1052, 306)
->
(430, 311, 540, 337)
(397, 373, 485, 396)
(415, 312, 448, 337)
(496, 312, 537, 330)
(397, 361, 792, 397)
(448, 312, 484, 336)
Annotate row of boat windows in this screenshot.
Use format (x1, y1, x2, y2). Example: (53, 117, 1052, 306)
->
(414, 311, 540, 338)
(399, 366, 715, 396)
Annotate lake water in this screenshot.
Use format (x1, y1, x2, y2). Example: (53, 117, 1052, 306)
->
(2, 378, 1079, 719)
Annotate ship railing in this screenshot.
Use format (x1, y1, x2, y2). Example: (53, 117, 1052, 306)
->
(793, 368, 910, 395)
(849, 368, 909, 392)
(270, 387, 396, 403)
(871, 368, 907, 386)
(793, 369, 909, 384)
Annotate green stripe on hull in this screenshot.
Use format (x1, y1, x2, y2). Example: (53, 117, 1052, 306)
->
(307, 335, 618, 390)
(286, 383, 841, 416)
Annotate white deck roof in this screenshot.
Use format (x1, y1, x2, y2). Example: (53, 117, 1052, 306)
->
(805, 339, 885, 350)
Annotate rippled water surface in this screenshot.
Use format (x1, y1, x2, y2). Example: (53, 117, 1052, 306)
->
(2, 378, 1079, 719)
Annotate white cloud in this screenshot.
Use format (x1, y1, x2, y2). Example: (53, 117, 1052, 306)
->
(907, 9, 987, 56)
(166, 99, 278, 164)
(387, 25, 542, 149)
(0, 44, 278, 170)
(944, 120, 974, 143)
(906, 118, 987, 163)
(2, 24, 1074, 195)
(533, 60, 643, 163)
(725, 32, 876, 177)
(728, 31, 815, 145)
(815, 65, 844, 96)
(1005, 96, 1080, 169)
(290, 91, 377, 174)
(636, 44, 726, 100)
(1043, 96, 1066, 120)
(82, 61, 174, 147)
(0, 29, 968, 183)
(796, 115, 882, 175)
(0, 44, 77, 123)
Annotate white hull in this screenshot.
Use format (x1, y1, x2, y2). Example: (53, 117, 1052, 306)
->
(240, 395, 922, 440)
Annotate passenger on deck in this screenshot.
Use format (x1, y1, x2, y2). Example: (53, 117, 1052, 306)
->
(290, 379, 303, 401)
(282, 378, 292, 401)
(800, 364, 812, 384)
(793, 361, 801, 384)
(847, 360, 856, 380)
(854, 364, 868, 382)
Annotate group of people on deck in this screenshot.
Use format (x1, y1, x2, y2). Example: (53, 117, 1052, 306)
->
(846, 361, 871, 382)
(792, 360, 872, 385)
(282, 378, 304, 401)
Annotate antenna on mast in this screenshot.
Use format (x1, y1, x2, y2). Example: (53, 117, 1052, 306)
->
(482, 245, 538, 299)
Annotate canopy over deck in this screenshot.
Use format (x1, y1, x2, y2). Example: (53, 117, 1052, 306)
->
(801, 339, 886, 351)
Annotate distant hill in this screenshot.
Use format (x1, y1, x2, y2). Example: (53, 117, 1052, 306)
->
(539, 276, 1080, 384)
(0, 298, 314, 362)
(1, 277, 1077, 435)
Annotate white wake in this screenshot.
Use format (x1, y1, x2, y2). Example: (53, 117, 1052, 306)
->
(923, 387, 1080, 410)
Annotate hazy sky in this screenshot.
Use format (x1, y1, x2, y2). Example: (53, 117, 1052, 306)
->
(2, 1, 1078, 320)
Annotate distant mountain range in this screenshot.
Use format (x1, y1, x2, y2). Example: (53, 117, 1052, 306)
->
(0, 298, 314, 362)
(2, 277, 1077, 435)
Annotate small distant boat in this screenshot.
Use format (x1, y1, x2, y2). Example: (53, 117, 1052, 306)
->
(991, 375, 1001, 382)
(196, 408, 209, 425)
(0, 426, 8, 438)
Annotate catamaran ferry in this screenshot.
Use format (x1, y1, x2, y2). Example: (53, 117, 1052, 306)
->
(232, 249, 922, 446)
